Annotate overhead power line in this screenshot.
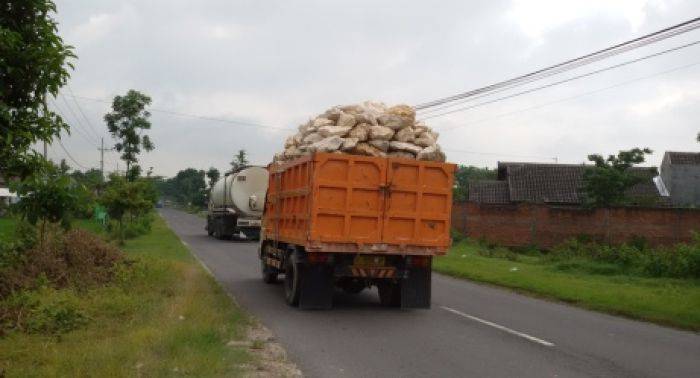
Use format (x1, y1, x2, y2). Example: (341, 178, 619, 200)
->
(415, 16, 700, 110)
(59, 93, 100, 145)
(56, 138, 89, 169)
(64, 93, 295, 132)
(66, 85, 102, 141)
(49, 97, 99, 148)
(420, 40, 700, 120)
(438, 59, 700, 132)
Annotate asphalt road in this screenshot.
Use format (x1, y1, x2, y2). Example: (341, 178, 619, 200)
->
(161, 209, 700, 378)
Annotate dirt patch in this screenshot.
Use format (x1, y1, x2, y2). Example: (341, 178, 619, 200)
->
(230, 323, 302, 377)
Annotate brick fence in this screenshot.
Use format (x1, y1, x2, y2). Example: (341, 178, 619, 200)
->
(452, 201, 700, 249)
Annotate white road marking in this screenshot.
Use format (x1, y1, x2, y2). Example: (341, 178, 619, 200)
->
(441, 306, 555, 347)
(180, 239, 214, 276)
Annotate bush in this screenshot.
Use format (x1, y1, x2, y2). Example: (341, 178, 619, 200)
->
(548, 235, 700, 279)
(107, 213, 153, 241)
(450, 229, 465, 243)
(1, 288, 88, 335)
(0, 226, 124, 298)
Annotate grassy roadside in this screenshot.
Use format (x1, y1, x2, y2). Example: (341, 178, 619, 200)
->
(0, 216, 252, 376)
(434, 240, 700, 331)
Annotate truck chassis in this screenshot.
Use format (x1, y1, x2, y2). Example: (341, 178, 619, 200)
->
(206, 209, 261, 240)
(260, 241, 432, 310)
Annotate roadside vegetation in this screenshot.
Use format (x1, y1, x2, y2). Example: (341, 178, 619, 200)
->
(435, 234, 700, 330)
(0, 216, 252, 376)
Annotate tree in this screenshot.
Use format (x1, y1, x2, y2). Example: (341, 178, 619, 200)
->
(206, 167, 220, 189)
(9, 158, 78, 246)
(1, 0, 75, 178)
(100, 174, 157, 244)
(172, 168, 207, 206)
(71, 168, 103, 192)
(582, 148, 653, 207)
(58, 158, 70, 174)
(453, 165, 497, 202)
(104, 90, 154, 181)
(230, 149, 249, 172)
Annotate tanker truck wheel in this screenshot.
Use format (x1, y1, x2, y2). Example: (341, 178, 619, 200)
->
(284, 253, 302, 306)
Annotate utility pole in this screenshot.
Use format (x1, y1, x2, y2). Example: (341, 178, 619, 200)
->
(99, 137, 105, 182)
(43, 141, 47, 159)
(97, 137, 112, 192)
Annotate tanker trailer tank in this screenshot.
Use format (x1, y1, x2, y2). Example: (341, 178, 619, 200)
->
(206, 166, 268, 240)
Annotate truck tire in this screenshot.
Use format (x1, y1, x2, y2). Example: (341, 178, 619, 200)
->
(261, 260, 278, 284)
(378, 281, 401, 307)
(284, 253, 302, 306)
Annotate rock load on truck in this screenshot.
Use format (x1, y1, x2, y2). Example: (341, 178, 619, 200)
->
(276, 101, 445, 163)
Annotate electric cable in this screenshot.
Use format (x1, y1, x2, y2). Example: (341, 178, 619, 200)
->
(438, 59, 700, 132)
(63, 93, 295, 132)
(421, 40, 700, 120)
(65, 84, 103, 141)
(415, 16, 700, 110)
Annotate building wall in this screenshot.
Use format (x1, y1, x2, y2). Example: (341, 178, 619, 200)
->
(452, 202, 700, 249)
(664, 165, 700, 207)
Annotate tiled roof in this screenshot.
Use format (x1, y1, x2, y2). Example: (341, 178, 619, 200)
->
(468, 180, 510, 204)
(471, 162, 664, 205)
(665, 151, 700, 165)
(503, 163, 584, 203)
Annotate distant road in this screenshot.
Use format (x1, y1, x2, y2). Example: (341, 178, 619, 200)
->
(161, 208, 700, 378)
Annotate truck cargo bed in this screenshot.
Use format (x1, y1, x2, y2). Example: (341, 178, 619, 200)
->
(264, 152, 456, 255)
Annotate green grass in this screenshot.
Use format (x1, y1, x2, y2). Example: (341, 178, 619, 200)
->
(434, 240, 700, 331)
(0, 218, 14, 242)
(0, 216, 252, 376)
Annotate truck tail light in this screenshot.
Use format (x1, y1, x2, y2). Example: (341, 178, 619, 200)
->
(406, 256, 430, 268)
(307, 253, 329, 264)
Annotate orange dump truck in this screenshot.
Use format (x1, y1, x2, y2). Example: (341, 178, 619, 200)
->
(259, 152, 456, 309)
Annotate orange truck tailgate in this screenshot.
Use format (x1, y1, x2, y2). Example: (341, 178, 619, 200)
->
(264, 152, 456, 255)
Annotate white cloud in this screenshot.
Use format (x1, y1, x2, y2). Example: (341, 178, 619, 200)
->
(50, 0, 699, 176)
(507, 0, 661, 40)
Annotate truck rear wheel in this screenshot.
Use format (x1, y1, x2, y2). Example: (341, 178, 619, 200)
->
(378, 281, 401, 307)
(261, 260, 278, 284)
(284, 254, 301, 306)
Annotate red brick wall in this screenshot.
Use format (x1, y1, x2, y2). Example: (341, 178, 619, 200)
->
(452, 202, 700, 248)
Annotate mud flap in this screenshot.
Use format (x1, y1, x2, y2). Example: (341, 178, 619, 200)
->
(299, 264, 334, 310)
(401, 267, 431, 309)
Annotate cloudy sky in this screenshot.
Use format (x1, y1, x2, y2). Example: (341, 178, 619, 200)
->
(48, 0, 700, 177)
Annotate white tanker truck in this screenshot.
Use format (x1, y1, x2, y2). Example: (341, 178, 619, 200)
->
(206, 166, 269, 240)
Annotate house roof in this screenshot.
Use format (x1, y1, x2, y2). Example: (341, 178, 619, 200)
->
(499, 163, 586, 204)
(468, 162, 665, 205)
(468, 180, 510, 204)
(664, 151, 700, 165)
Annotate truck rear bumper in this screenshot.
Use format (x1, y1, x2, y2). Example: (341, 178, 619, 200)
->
(305, 241, 446, 256)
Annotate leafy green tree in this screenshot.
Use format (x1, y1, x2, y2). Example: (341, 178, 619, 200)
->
(582, 148, 653, 207)
(453, 165, 497, 202)
(58, 158, 70, 174)
(206, 167, 220, 189)
(104, 90, 154, 181)
(100, 174, 156, 243)
(170, 168, 207, 206)
(70, 168, 103, 192)
(9, 157, 78, 246)
(1, 0, 75, 178)
(230, 149, 249, 172)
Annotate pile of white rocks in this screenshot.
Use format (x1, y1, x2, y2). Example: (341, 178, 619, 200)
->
(276, 101, 445, 162)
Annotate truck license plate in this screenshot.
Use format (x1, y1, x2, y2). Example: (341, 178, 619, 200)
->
(353, 255, 385, 267)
